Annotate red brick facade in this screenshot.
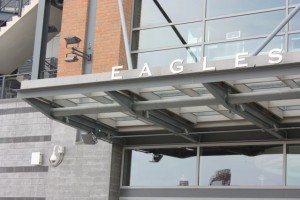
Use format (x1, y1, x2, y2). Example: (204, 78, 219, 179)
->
(58, 0, 133, 77)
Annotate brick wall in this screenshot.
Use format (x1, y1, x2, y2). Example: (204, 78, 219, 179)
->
(57, 0, 89, 76)
(57, 0, 133, 76)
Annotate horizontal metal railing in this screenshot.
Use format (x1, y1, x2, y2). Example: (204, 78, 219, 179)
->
(0, 57, 58, 99)
(0, 0, 30, 27)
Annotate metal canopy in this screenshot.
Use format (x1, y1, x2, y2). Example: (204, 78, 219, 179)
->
(17, 53, 300, 145)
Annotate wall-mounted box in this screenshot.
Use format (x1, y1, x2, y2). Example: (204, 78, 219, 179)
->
(31, 152, 42, 166)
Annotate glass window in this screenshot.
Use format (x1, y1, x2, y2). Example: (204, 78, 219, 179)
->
(205, 36, 284, 61)
(132, 22, 202, 50)
(289, 8, 300, 31)
(207, 0, 285, 17)
(133, 46, 201, 68)
(288, 33, 300, 52)
(123, 148, 197, 186)
(290, 0, 300, 5)
(205, 10, 285, 42)
(200, 145, 283, 186)
(287, 144, 300, 185)
(133, 0, 203, 28)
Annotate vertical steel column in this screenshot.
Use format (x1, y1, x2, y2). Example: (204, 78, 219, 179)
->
(118, 0, 133, 70)
(1, 76, 5, 99)
(31, 0, 51, 80)
(18, 0, 23, 17)
(84, 0, 97, 74)
(252, 3, 300, 56)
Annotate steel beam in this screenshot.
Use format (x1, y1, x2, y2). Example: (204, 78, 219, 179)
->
(31, 0, 51, 79)
(17, 55, 300, 99)
(24, 98, 123, 144)
(84, 0, 97, 74)
(50, 88, 300, 117)
(118, 0, 133, 70)
(106, 91, 199, 143)
(203, 83, 285, 139)
(252, 3, 300, 56)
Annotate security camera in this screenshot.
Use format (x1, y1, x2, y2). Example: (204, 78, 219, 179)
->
(49, 153, 58, 163)
(49, 145, 64, 167)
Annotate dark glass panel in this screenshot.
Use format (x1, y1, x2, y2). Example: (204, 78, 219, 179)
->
(287, 144, 300, 185)
(132, 22, 202, 50)
(200, 145, 283, 186)
(123, 148, 197, 186)
(133, 46, 201, 68)
(207, 0, 285, 17)
(205, 10, 285, 42)
(205, 36, 284, 61)
(133, 0, 203, 28)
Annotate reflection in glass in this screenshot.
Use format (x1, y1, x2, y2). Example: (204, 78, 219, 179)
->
(290, 0, 300, 5)
(207, 0, 285, 17)
(134, 0, 203, 28)
(134, 46, 201, 68)
(123, 148, 197, 186)
(289, 33, 300, 52)
(132, 22, 202, 50)
(289, 9, 300, 31)
(205, 36, 284, 61)
(287, 144, 300, 185)
(200, 145, 283, 186)
(205, 10, 285, 42)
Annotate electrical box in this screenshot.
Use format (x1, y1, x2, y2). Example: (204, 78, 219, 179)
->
(31, 152, 42, 166)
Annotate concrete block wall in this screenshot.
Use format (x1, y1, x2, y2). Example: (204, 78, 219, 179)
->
(0, 99, 51, 199)
(46, 121, 113, 200)
(0, 99, 123, 200)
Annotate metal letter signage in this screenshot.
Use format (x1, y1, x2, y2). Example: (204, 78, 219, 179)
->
(110, 49, 283, 80)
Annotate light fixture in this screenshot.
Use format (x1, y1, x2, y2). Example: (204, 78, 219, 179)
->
(64, 36, 81, 47)
(49, 145, 64, 167)
(64, 36, 92, 62)
(150, 153, 163, 162)
(65, 54, 79, 62)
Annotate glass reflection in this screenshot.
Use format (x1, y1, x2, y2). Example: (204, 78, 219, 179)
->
(289, 8, 300, 31)
(205, 36, 284, 61)
(133, 0, 203, 27)
(289, 33, 300, 52)
(134, 46, 201, 68)
(207, 0, 285, 17)
(132, 22, 202, 50)
(287, 144, 300, 185)
(200, 145, 283, 186)
(290, 0, 300, 5)
(124, 148, 197, 186)
(205, 10, 285, 42)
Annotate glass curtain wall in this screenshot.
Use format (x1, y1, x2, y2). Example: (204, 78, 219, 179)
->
(132, 0, 300, 67)
(123, 143, 300, 187)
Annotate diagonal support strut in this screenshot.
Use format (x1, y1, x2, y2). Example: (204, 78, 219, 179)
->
(203, 83, 285, 139)
(106, 91, 199, 143)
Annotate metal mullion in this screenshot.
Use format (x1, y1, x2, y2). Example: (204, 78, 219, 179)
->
(131, 43, 202, 54)
(283, 142, 287, 186)
(288, 30, 300, 34)
(132, 19, 203, 31)
(197, 146, 200, 186)
(200, 0, 207, 60)
(205, 7, 286, 21)
(285, 0, 290, 52)
(129, 0, 135, 46)
(204, 33, 286, 46)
